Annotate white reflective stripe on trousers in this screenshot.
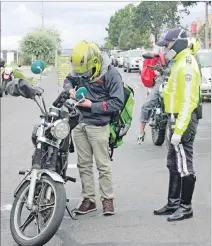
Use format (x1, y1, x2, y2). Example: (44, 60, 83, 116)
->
(174, 145, 184, 176)
(178, 143, 189, 175)
(175, 144, 189, 177)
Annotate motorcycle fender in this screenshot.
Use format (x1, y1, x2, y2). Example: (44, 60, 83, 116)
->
(38, 169, 65, 184)
(14, 173, 31, 197)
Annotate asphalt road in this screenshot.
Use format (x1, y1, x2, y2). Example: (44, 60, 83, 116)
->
(1, 68, 211, 246)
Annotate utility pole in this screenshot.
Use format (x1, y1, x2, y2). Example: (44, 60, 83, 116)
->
(205, 1, 209, 49)
(41, 1, 44, 29)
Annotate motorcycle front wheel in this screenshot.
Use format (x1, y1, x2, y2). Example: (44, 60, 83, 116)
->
(10, 176, 66, 246)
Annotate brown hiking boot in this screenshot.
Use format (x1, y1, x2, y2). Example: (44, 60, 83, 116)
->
(102, 199, 115, 216)
(75, 198, 97, 215)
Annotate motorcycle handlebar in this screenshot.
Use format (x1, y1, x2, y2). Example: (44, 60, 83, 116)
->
(52, 90, 70, 108)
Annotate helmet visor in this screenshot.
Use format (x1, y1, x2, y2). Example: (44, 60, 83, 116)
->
(70, 63, 93, 79)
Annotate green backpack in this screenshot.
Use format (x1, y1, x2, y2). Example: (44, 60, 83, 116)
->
(109, 84, 135, 160)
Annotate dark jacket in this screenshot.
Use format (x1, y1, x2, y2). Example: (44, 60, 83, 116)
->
(63, 53, 125, 126)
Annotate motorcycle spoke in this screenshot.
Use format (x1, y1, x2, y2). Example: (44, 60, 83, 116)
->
(18, 195, 28, 204)
(36, 182, 46, 204)
(35, 215, 41, 234)
(39, 201, 55, 213)
(19, 213, 35, 232)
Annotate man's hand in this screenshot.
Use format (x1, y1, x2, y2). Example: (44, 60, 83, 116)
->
(171, 133, 182, 146)
(69, 88, 76, 99)
(78, 99, 92, 108)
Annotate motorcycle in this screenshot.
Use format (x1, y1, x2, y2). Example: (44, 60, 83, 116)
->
(0, 65, 23, 97)
(142, 52, 170, 146)
(8, 60, 88, 246)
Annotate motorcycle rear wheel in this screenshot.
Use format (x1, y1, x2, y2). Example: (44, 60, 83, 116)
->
(10, 176, 66, 246)
(151, 126, 166, 146)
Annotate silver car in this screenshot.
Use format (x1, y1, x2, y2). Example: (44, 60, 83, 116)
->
(123, 50, 143, 73)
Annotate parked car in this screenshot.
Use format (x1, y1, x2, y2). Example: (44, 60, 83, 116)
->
(123, 50, 143, 73)
(138, 57, 144, 73)
(118, 51, 126, 68)
(196, 49, 211, 100)
(110, 50, 121, 67)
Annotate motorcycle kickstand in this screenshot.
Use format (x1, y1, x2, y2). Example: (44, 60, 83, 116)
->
(66, 199, 77, 220)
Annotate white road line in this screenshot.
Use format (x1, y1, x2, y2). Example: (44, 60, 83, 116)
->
(68, 164, 77, 168)
(1, 204, 12, 211)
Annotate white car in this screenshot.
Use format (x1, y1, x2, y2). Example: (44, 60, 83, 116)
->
(123, 50, 143, 73)
(196, 50, 211, 100)
(138, 57, 144, 73)
(117, 51, 127, 68)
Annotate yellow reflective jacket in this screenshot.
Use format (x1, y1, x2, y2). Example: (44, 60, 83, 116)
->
(163, 48, 201, 135)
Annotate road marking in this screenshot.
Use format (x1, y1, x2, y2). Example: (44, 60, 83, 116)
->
(1, 204, 12, 211)
(68, 164, 77, 168)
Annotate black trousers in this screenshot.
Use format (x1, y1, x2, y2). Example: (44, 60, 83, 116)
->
(167, 112, 199, 176)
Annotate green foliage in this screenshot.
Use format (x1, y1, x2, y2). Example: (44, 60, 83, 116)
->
(198, 24, 211, 46)
(103, 37, 114, 49)
(106, 4, 136, 47)
(180, 1, 198, 7)
(134, 1, 190, 42)
(106, 3, 150, 50)
(19, 27, 62, 65)
(34, 27, 62, 50)
(106, 1, 194, 49)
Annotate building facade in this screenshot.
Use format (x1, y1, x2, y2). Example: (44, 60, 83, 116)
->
(0, 50, 19, 64)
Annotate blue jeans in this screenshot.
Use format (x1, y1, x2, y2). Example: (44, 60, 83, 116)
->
(140, 77, 163, 123)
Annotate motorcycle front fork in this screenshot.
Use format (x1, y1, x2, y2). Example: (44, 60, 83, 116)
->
(26, 169, 38, 210)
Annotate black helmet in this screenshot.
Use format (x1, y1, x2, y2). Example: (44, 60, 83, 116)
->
(0, 58, 5, 68)
(157, 28, 188, 54)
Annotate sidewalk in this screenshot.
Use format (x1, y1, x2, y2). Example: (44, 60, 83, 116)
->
(18, 66, 53, 82)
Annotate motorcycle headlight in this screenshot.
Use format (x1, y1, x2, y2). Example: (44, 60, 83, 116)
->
(51, 119, 70, 140)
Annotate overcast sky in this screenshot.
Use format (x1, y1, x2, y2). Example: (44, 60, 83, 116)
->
(1, 0, 207, 50)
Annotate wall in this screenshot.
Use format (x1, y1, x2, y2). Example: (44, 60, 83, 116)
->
(0, 50, 19, 64)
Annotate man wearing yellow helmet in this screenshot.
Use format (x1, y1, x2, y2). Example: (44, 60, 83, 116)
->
(153, 28, 201, 222)
(63, 41, 124, 216)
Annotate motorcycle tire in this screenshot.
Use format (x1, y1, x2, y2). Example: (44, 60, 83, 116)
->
(165, 123, 170, 150)
(2, 81, 7, 96)
(151, 126, 166, 146)
(10, 176, 66, 246)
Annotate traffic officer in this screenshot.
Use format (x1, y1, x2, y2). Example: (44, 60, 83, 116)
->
(153, 28, 202, 222)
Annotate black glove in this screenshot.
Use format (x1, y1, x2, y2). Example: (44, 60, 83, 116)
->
(6, 79, 43, 99)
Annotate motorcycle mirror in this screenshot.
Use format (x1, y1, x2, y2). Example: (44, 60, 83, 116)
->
(75, 87, 88, 101)
(31, 60, 45, 74)
(31, 60, 45, 87)
(142, 52, 154, 59)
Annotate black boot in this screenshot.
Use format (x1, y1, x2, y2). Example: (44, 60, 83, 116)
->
(154, 171, 181, 215)
(167, 174, 196, 222)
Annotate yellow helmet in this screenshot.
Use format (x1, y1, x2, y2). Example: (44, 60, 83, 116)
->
(188, 37, 200, 55)
(70, 41, 102, 80)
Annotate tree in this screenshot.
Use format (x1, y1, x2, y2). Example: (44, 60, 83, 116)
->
(103, 37, 114, 49)
(118, 16, 150, 50)
(34, 27, 62, 51)
(133, 1, 190, 42)
(19, 28, 61, 64)
(106, 3, 136, 47)
(198, 24, 211, 46)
